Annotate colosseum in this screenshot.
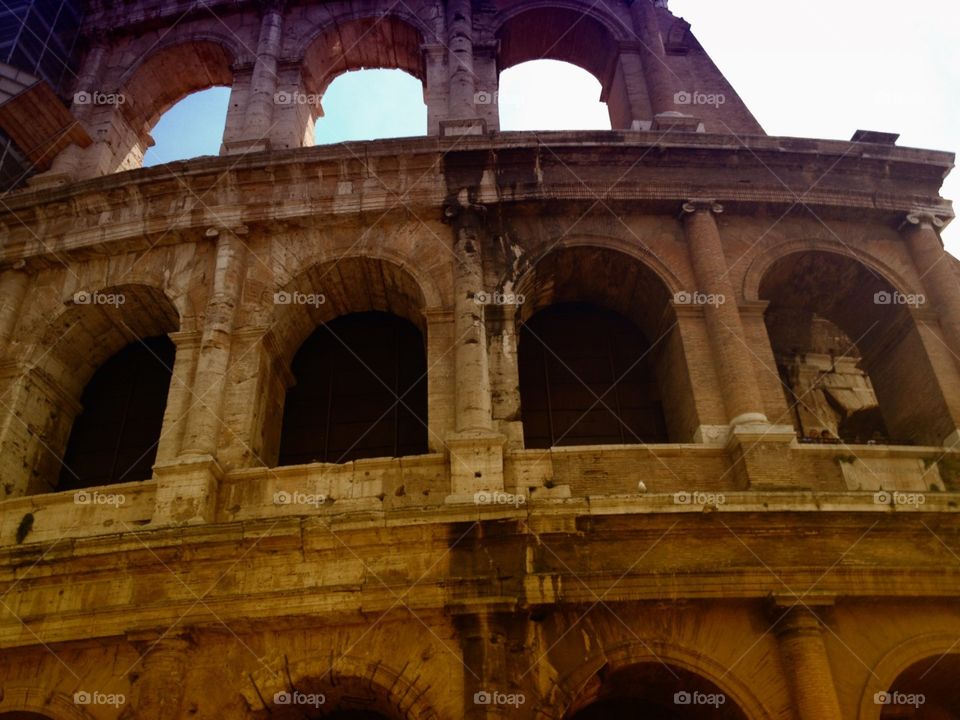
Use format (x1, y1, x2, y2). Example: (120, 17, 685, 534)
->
(0, 0, 957, 718)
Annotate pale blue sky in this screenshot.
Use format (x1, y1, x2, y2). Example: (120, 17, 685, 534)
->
(144, 0, 958, 250)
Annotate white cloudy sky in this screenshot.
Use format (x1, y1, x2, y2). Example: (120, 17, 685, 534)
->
(147, 0, 958, 251)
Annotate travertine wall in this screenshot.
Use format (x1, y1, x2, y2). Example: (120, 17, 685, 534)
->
(0, 0, 959, 717)
(38, 0, 765, 183)
(0, 132, 959, 718)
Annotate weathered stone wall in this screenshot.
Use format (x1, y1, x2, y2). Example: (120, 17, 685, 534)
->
(0, 0, 958, 716)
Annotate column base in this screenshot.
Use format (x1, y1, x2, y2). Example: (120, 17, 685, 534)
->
(220, 138, 271, 156)
(693, 424, 731, 445)
(439, 118, 487, 138)
(444, 430, 506, 502)
(726, 423, 798, 490)
(152, 455, 222, 526)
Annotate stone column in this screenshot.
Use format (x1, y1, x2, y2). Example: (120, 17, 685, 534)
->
(225, 1, 285, 153)
(628, 0, 677, 116)
(153, 228, 246, 526)
(451, 204, 492, 433)
(444, 200, 504, 499)
(0, 267, 28, 353)
(72, 32, 110, 120)
(902, 212, 960, 364)
(152, 331, 201, 466)
(607, 45, 654, 129)
(472, 41, 500, 132)
(681, 199, 767, 426)
(426, 308, 456, 450)
(180, 228, 247, 457)
(269, 61, 316, 149)
(422, 44, 449, 135)
(129, 635, 189, 720)
(446, 0, 476, 120)
(774, 604, 843, 720)
(41, 33, 109, 181)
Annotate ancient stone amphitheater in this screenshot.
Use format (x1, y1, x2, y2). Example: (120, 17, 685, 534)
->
(0, 0, 957, 718)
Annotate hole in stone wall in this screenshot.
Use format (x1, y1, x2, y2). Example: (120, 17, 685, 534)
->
(498, 60, 610, 131)
(879, 654, 960, 718)
(566, 663, 749, 719)
(760, 250, 954, 446)
(313, 69, 427, 145)
(519, 302, 667, 448)
(57, 335, 175, 490)
(277, 312, 428, 466)
(143, 86, 230, 166)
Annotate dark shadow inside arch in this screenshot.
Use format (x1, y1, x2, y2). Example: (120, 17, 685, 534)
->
(519, 302, 667, 448)
(277, 312, 428, 466)
(880, 654, 960, 719)
(259, 674, 410, 719)
(58, 335, 174, 490)
(567, 663, 749, 719)
(760, 250, 954, 446)
(0, 713, 58, 719)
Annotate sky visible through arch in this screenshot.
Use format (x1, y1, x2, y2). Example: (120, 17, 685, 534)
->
(144, 0, 959, 252)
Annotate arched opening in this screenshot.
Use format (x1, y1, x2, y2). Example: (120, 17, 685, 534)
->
(519, 303, 666, 447)
(566, 663, 750, 719)
(0, 284, 181, 496)
(879, 654, 960, 718)
(297, 16, 425, 146)
(759, 251, 953, 446)
(516, 247, 693, 446)
(496, 8, 631, 129)
(277, 312, 428, 466)
(113, 40, 234, 170)
(262, 674, 411, 720)
(314, 69, 426, 144)
(58, 335, 174, 490)
(0, 714, 56, 719)
(498, 60, 610, 131)
(143, 86, 230, 165)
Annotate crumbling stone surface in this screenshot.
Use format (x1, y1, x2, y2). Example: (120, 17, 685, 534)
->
(0, 0, 958, 717)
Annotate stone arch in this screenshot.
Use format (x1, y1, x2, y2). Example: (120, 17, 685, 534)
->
(255, 256, 435, 466)
(742, 238, 917, 303)
(512, 234, 685, 302)
(269, 244, 444, 313)
(298, 14, 428, 99)
(117, 39, 236, 133)
(0, 686, 96, 719)
(0, 283, 180, 495)
(494, 0, 631, 77)
(36, 283, 180, 396)
(755, 247, 956, 445)
(512, 243, 675, 340)
(264, 254, 435, 368)
(493, 2, 632, 128)
(551, 641, 772, 720)
(511, 243, 700, 444)
(245, 654, 439, 719)
(858, 633, 960, 720)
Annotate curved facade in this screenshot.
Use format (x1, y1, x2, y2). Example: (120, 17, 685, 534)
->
(0, 1, 958, 718)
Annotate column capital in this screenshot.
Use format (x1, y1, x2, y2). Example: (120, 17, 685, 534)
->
(771, 599, 834, 638)
(421, 43, 448, 61)
(901, 210, 948, 231)
(681, 198, 724, 216)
